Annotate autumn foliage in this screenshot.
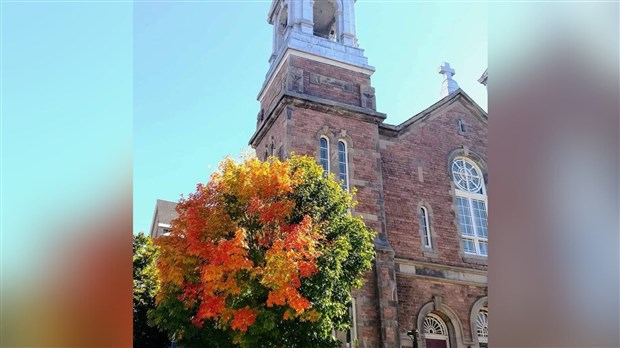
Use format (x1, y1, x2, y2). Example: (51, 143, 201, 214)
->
(152, 154, 375, 347)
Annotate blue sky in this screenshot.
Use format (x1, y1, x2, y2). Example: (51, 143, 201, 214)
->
(134, 0, 487, 232)
(0, 1, 487, 241)
(133, 1, 487, 234)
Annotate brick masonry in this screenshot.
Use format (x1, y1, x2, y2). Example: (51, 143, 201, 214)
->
(250, 52, 488, 348)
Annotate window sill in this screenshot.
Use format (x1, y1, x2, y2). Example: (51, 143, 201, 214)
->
(423, 250, 439, 259)
(462, 254, 488, 265)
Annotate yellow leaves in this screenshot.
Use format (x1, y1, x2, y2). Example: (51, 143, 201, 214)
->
(156, 155, 328, 332)
(300, 309, 320, 323)
(216, 156, 299, 205)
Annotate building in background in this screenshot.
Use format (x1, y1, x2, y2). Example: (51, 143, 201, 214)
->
(150, 199, 177, 238)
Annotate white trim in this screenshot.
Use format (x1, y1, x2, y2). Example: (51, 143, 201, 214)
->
(350, 297, 358, 346)
(423, 313, 450, 348)
(453, 157, 488, 257)
(451, 157, 484, 194)
(157, 223, 171, 228)
(257, 49, 374, 102)
(319, 136, 330, 174)
(290, 49, 374, 74)
(476, 308, 488, 343)
(338, 140, 349, 191)
(423, 314, 448, 336)
(420, 206, 432, 248)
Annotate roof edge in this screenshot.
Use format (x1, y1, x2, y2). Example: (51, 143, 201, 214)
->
(379, 89, 487, 135)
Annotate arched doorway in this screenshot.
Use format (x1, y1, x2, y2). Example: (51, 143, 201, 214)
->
(423, 313, 450, 348)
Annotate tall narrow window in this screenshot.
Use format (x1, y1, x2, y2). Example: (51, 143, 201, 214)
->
(320, 137, 329, 176)
(457, 119, 466, 134)
(452, 157, 488, 256)
(346, 298, 357, 347)
(338, 141, 349, 190)
(420, 206, 431, 248)
(335, 298, 357, 347)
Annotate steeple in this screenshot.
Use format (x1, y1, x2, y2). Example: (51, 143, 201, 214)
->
(255, 0, 379, 132)
(438, 62, 460, 97)
(264, 0, 373, 78)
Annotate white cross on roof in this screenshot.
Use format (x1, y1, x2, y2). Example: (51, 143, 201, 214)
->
(439, 62, 455, 79)
(438, 61, 459, 97)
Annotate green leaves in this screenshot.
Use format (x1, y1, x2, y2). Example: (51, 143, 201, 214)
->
(133, 232, 170, 348)
(151, 155, 376, 347)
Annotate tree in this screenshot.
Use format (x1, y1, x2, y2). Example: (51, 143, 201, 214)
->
(151, 154, 376, 347)
(133, 232, 170, 348)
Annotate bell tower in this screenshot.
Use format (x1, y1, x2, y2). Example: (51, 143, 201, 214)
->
(251, 0, 382, 149)
(249, 2, 400, 347)
(267, 0, 363, 64)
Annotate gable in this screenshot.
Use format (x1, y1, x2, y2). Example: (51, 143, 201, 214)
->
(379, 89, 487, 138)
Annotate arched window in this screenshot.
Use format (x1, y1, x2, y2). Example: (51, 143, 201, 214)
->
(270, 140, 275, 157)
(476, 308, 488, 347)
(452, 157, 488, 256)
(319, 137, 330, 176)
(313, 0, 337, 41)
(276, 5, 288, 50)
(423, 313, 450, 348)
(420, 206, 432, 248)
(346, 298, 357, 347)
(338, 140, 349, 190)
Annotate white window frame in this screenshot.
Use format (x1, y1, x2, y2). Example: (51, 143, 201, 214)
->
(319, 136, 330, 176)
(452, 157, 488, 257)
(349, 297, 357, 346)
(338, 140, 349, 191)
(476, 308, 488, 344)
(420, 206, 432, 248)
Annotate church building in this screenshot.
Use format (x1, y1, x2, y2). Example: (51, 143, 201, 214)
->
(152, 1, 488, 347)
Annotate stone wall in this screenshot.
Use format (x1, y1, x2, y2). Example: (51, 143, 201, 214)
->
(379, 98, 488, 348)
(251, 51, 488, 348)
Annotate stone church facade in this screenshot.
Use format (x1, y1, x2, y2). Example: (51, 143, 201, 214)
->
(152, 1, 488, 347)
(250, 1, 488, 348)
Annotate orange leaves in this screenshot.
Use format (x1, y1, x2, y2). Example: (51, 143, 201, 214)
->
(156, 155, 324, 333)
(230, 307, 257, 332)
(248, 197, 295, 227)
(197, 229, 253, 324)
(261, 216, 321, 318)
(197, 296, 226, 320)
(298, 261, 318, 278)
